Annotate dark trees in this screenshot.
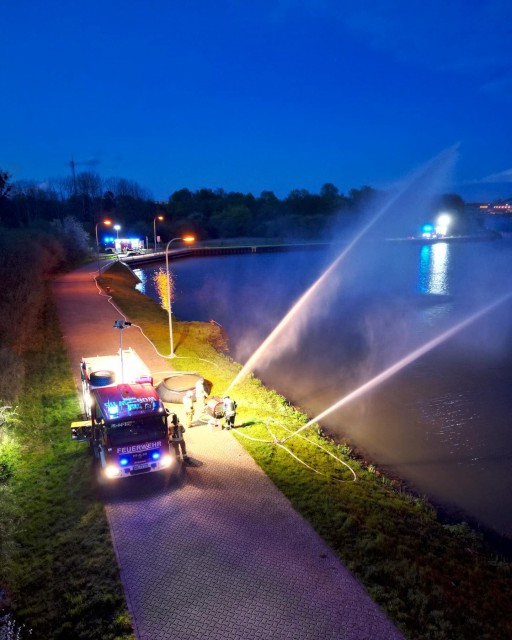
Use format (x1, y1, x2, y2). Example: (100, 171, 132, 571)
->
(0, 164, 470, 243)
(0, 171, 11, 199)
(0, 170, 13, 226)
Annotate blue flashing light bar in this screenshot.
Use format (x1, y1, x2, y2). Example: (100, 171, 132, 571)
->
(152, 451, 160, 460)
(107, 404, 119, 416)
(120, 457, 129, 466)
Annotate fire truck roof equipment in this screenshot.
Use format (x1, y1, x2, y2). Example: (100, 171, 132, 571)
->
(93, 383, 163, 422)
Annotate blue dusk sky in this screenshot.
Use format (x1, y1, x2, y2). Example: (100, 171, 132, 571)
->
(1, 0, 511, 202)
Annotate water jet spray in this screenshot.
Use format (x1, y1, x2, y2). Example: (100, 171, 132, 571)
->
(226, 193, 403, 393)
(225, 147, 458, 394)
(281, 291, 512, 442)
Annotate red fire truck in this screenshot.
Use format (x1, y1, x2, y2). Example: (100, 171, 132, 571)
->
(72, 349, 174, 479)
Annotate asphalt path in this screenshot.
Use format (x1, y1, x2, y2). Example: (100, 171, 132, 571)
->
(52, 263, 405, 640)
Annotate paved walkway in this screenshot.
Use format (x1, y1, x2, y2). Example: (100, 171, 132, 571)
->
(52, 263, 405, 640)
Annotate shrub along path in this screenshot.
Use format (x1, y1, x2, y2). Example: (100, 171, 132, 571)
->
(52, 262, 404, 639)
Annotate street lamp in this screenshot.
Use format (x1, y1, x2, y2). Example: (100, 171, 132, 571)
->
(114, 224, 121, 239)
(95, 219, 112, 277)
(95, 219, 112, 249)
(153, 215, 164, 252)
(165, 235, 195, 356)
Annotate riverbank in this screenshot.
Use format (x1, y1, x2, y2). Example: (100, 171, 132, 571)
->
(118, 239, 334, 267)
(99, 261, 512, 640)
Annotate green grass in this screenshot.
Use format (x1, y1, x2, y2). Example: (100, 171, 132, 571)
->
(99, 261, 512, 640)
(0, 293, 134, 640)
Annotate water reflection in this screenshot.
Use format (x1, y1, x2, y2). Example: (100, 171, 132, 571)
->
(154, 268, 173, 312)
(133, 268, 147, 292)
(418, 243, 450, 295)
(135, 266, 172, 312)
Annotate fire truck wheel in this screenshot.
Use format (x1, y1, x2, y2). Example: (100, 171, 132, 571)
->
(89, 370, 115, 387)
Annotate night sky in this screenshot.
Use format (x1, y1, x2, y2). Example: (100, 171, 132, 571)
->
(2, 0, 511, 201)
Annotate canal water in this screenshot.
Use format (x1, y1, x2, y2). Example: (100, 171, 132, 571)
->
(134, 240, 512, 537)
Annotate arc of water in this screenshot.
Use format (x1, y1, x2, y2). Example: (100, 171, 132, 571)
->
(226, 147, 458, 394)
(226, 190, 403, 394)
(281, 291, 512, 442)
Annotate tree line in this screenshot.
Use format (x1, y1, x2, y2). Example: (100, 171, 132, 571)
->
(0, 168, 471, 250)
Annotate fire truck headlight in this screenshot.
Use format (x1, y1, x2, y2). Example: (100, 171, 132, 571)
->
(160, 455, 173, 468)
(105, 464, 120, 479)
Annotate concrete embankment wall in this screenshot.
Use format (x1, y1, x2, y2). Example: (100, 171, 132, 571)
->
(119, 242, 331, 267)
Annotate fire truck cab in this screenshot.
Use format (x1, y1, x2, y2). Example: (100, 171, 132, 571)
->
(72, 349, 174, 479)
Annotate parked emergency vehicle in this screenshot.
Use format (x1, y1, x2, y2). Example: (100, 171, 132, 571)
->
(72, 349, 173, 479)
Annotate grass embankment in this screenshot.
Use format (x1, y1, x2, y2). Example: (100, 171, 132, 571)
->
(0, 295, 134, 639)
(103, 261, 512, 640)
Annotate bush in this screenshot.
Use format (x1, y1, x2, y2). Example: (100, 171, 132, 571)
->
(0, 434, 20, 482)
(0, 405, 20, 481)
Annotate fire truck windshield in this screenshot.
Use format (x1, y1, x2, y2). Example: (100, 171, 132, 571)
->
(106, 415, 167, 446)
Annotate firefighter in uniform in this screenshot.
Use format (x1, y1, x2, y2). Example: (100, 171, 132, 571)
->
(170, 413, 189, 462)
(223, 395, 237, 430)
(183, 390, 194, 428)
(195, 379, 208, 418)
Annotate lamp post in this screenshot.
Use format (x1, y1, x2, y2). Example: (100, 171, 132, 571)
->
(113, 224, 121, 252)
(95, 219, 112, 277)
(165, 235, 195, 356)
(113, 320, 132, 383)
(95, 219, 112, 249)
(153, 215, 164, 253)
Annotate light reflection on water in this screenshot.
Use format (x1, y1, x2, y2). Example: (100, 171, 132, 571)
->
(133, 243, 512, 536)
(418, 243, 450, 295)
(134, 267, 148, 292)
(134, 268, 178, 313)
